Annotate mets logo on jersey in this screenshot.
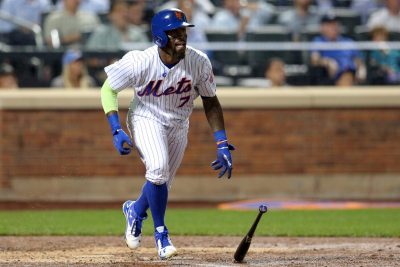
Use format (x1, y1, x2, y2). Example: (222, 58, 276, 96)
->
(138, 77, 192, 97)
(138, 78, 192, 107)
(175, 11, 183, 20)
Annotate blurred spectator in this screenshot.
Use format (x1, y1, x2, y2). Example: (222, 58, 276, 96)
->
(367, 0, 400, 32)
(315, 0, 352, 14)
(369, 26, 400, 84)
(86, 0, 148, 50)
(44, 0, 100, 48)
(179, 0, 211, 31)
(211, 0, 274, 38)
(56, 0, 110, 13)
(265, 58, 288, 87)
(351, 0, 381, 24)
(242, 0, 275, 30)
(277, 0, 320, 41)
(311, 14, 366, 86)
(0, 0, 53, 45)
(0, 63, 18, 89)
(51, 49, 96, 88)
(211, 0, 246, 38)
(157, 0, 215, 16)
(127, 0, 147, 26)
(177, 0, 209, 44)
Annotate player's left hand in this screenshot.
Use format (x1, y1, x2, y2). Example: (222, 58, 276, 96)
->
(211, 142, 235, 179)
(113, 129, 133, 155)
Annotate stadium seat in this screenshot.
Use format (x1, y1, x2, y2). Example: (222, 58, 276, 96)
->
(245, 25, 293, 76)
(300, 25, 320, 42)
(204, 28, 253, 81)
(265, 11, 279, 25)
(214, 75, 235, 86)
(98, 13, 109, 24)
(266, 0, 294, 7)
(285, 64, 310, 86)
(354, 25, 370, 41)
(389, 31, 400, 41)
(331, 0, 352, 8)
(205, 28, 243, 66)
(237, 77, 270, 88)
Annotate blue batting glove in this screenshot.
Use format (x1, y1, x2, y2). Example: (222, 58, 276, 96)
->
(211, 130, 235, 179)
(211, 142, 235, 178)
(107, 112, 133, 155)
(113, 129, 133, 155)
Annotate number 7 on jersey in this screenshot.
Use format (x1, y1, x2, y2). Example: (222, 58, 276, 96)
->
(178, 95, 190, 107)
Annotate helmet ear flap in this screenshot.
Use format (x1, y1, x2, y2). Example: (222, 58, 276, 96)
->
(153, 31, 168, 48)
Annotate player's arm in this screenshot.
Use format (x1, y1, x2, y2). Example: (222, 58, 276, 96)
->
(202, 96, 235, 179)
(101, 79, 133, 155)
(202, 95, 224, 132)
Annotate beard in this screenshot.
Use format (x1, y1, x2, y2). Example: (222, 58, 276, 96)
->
(164, 46, 186, 61)
(175, 47, 186, 60)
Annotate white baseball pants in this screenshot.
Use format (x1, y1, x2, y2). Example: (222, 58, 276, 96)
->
(127, 115, 188, 187)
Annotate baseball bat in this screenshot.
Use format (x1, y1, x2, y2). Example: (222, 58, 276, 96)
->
(234, 205, 268, 263)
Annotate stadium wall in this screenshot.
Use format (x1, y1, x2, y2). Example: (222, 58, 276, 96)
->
(0, 88, 400, 201)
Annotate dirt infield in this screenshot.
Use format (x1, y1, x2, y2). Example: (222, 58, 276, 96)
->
(1, 236, 399, 266)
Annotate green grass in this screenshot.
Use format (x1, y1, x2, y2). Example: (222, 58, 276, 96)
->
(0, 208, 399, 237)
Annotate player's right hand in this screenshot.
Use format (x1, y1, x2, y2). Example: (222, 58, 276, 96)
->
(112, 129, 133, 155)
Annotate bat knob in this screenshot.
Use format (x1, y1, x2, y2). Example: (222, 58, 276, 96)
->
(259, 205, 268, 213)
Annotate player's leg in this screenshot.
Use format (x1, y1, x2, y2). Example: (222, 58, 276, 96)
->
(132, 117, 175, 258)
(126, 113, 150, 219)
(121, 113, 149, 249)
(166, 121, 189, 187)
(121, 181, 149, 248)
(122, 198, 146, 249)
(131, 183, 148, 219)
(145, 181, 176, 259)
(151, 122, 189, 258)
(123, 115, 169, 249)
(133, 117, 170, 225)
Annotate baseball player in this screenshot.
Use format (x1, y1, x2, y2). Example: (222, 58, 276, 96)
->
(100, 8, 234, 260)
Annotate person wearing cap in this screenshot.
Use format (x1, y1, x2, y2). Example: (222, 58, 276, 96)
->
(51, 49, 96, 88)
(310, 14, 366, 86)
(0, 63, 18, 89)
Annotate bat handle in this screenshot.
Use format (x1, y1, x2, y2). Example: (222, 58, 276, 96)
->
(248, 206, 268, 238)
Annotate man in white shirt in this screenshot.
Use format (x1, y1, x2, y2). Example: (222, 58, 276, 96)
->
(367, 0, 400, 32)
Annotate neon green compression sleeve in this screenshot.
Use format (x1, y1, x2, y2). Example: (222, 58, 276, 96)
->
(101, 79, 118, 114)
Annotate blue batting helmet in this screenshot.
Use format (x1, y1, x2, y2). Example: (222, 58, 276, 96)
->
(151, 8, 194, 48)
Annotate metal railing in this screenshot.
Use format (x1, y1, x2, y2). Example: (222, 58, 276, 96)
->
(121, 41, 400, 52)
(0, 10, 44, 48)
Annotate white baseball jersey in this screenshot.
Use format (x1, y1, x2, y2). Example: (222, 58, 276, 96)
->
(104, 45, 216, 126)
(104, 45, 216, 185)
